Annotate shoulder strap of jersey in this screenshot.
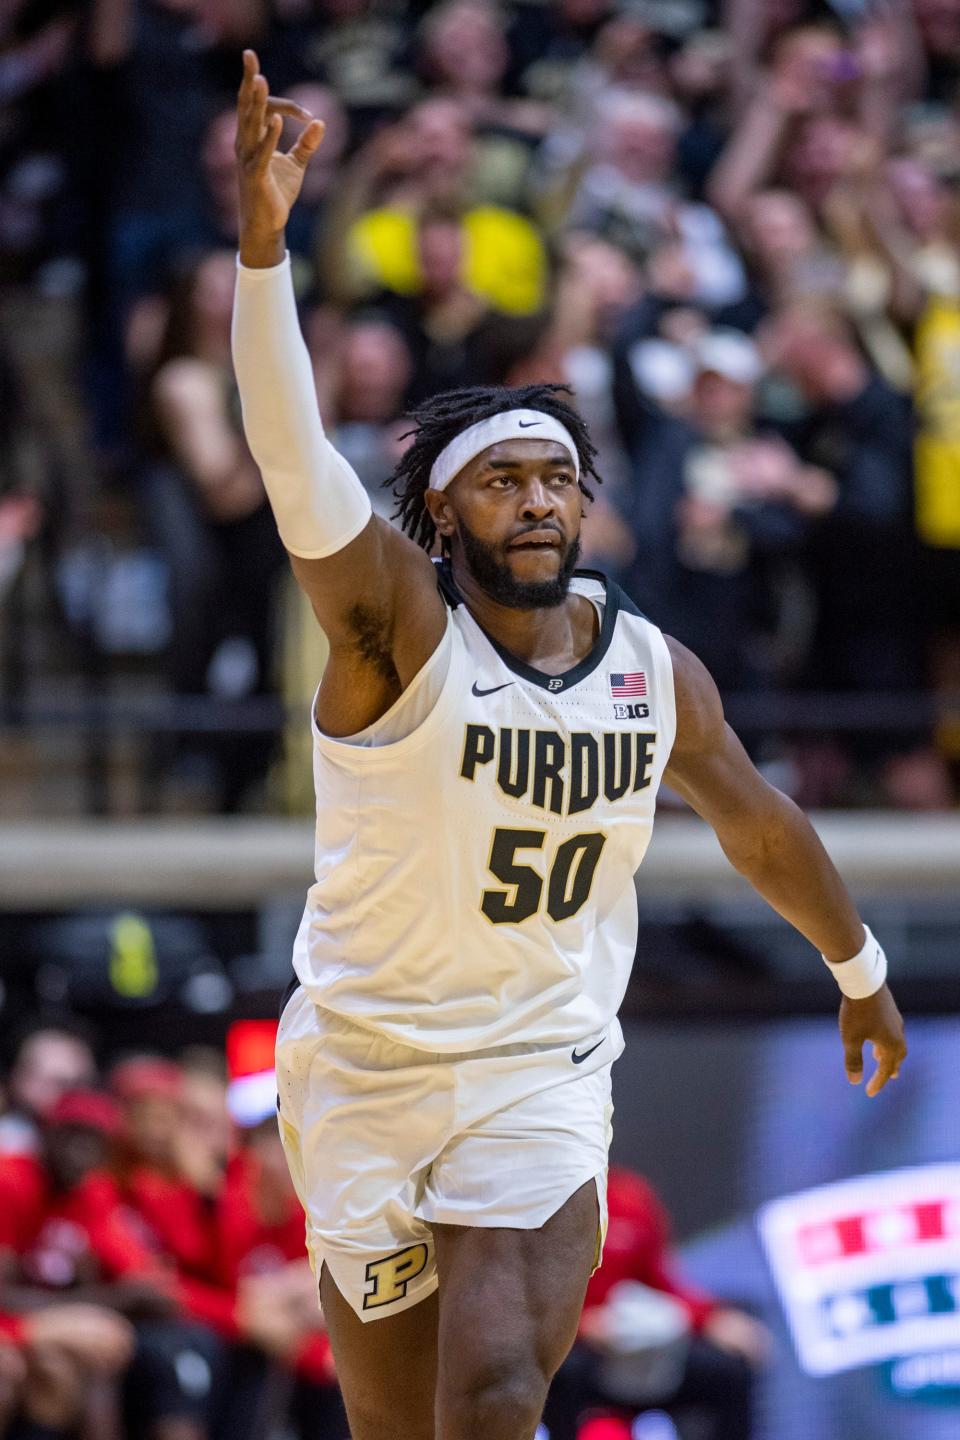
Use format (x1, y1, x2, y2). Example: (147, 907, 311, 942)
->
(573, 568, 650, 622)
(433, 557, 462, 610)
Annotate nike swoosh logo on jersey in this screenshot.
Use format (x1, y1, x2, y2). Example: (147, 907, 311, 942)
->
(471, 681, 515, 697)
(571, 1039, 605, 1065)
(517, 420, 541, 428)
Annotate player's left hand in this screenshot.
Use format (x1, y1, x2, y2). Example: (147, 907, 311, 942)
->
(839, 984, 907, 1097)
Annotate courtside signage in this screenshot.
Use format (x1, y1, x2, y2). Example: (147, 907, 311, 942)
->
(758, 1165, 960, 1379)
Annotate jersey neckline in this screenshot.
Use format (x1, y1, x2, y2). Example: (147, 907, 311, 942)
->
(435, 559, 622, 694)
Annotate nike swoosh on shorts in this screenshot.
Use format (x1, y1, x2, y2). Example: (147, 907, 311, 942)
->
(571, 1039, 605, 1065)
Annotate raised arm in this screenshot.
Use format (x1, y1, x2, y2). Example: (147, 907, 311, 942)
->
(705, 65, 796, 225)
(231, 51, 444, 733)
(663, 636, 907, 1097)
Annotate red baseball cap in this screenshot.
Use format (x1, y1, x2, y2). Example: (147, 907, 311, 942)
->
(111, 1057, 183, 1102)
(47, 1089, 123, 1136)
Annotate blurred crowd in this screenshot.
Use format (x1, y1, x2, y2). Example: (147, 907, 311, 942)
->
(0, 1019, 771, 1440)
(3, 0, 960, 811)
(0, 1018, 349, 1440)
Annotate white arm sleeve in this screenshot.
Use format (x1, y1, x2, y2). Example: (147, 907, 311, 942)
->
(232, 253, 372, 559)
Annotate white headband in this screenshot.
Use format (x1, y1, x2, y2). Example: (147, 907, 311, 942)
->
(428, 409, 580, 492)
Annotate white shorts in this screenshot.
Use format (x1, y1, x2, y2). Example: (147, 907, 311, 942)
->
(275, 986, 620, 1322)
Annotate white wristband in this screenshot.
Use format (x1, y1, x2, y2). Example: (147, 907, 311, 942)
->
(823, 925, 887, 999)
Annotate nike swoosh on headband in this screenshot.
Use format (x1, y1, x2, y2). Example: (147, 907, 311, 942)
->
(471, 682, 515, 697)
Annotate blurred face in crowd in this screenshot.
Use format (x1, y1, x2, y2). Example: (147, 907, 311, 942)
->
(670, 31, 733, 104)
(192, 251, 236, 332)
(565, 234, 642, 339)
(598, 94, 678, 186)
(760, 304, 864, 404)
(784, 116, 865, 208)
(418, 217, 464, 298)
(593, 18, 670, 92)
(692, 370, 754, 438)
(123, 1091, 181, 1169)
(887, 158, 949, 242)
(771, 24, 849, 113)
(744, 191, 818, 272)
(181, 1069, 232, 1175)
(44, 1122, 110, 1192)
(423, 2, 509, 95)
(202, 108, 240, 229)
(9, 1032, 96, 1120)
(404, 100, 473, 187)
(337, 321, 412, 423)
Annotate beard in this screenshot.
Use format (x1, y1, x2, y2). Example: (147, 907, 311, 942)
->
(457, 520, 581, 609)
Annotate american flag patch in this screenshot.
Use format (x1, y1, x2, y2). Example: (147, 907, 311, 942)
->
(610, 671, 647, 698)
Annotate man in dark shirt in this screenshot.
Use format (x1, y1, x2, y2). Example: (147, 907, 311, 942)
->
(612, 305, 830, 691)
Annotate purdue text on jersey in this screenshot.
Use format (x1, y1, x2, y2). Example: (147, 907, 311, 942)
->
(460, 724, 658, 816)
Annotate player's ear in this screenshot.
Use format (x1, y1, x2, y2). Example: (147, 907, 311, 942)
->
(423, 488, 456, 539)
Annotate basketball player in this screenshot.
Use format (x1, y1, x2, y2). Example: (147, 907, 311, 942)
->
(231, 51, 906, 1440)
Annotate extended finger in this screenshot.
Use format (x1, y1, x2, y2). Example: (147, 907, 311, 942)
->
(866, 1045, 897, 1098)
(287, 119, 326, 168)
(843, 1038, 863, 1085)
(238, 48, 258, 103)
(251, 113, 283, 175)
(266, 97, 314, 122)
(250, 73, 269, 148)
(237, 69, 269, 155)
(237, 51, 260, 141)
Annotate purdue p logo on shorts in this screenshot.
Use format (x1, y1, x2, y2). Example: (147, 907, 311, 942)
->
(363, 1243, 429, 1310)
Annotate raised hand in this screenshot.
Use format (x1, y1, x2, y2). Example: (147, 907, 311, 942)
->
(236, 49, 326, 267)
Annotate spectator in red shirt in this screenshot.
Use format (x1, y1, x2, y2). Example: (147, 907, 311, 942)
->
(0, 1091, 168, 1440)
(0, 1019, 97, 1158)
(112, 1050, 338, 1440)
(0, 1088, 161, 1292)
(542, 1166, 770, 1440)
(221, 1121, 336, 1369)
(113, 1058, 222, 1285)
(215, 1072, 346, 1440)
(0, 1088, 229, 1440)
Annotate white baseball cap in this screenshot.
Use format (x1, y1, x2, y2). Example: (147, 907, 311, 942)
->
(695, 328, 763, 386)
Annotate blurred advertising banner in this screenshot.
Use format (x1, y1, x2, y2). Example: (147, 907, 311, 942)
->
(759, 1165, 960, 1396)
(226, 1018, 279, 1127)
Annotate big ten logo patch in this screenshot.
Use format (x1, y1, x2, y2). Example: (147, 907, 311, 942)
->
(363, 1243, 430, 1310)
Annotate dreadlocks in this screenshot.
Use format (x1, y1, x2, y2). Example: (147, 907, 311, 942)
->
(389, 384, 602, 551)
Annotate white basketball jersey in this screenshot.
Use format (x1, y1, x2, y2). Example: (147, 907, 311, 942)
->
(291, 565, 676, 1053)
